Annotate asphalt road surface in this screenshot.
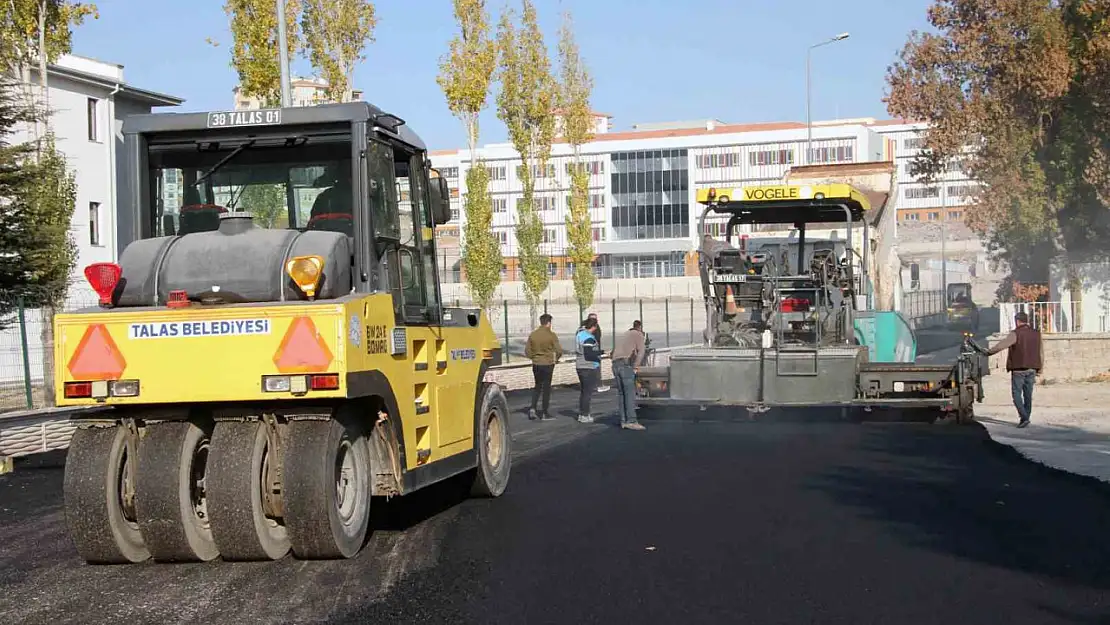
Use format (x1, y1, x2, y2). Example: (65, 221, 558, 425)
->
(4, 384, 1110, 624)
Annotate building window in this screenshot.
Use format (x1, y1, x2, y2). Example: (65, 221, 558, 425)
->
(543, 228, 556, 243)
(591, 227, 606, 241)
(491, 197, 508, 213)
(748, 149, 794, 167)
(947, 185, 973, 198)
(441, 167, 459, 179)
(469, 165, 507, 181)
(516, 163, 556, 179)
(518, 196, 557, 211)
(927, 211, 940, 221)
(905, 186, 940, 199)
(695, 151, 741, 168)
(450, 208, 460, 221)
(566, 161, 604, 175)
(610, 148, 690, 241)
(87, 98, 99, 142)
(904, 137, 924, 150)
(807, 145, 855, 164)
(494, 230, 509, 245)
(89, 202, 101, 246)
(449, 187, 460, 199)
(947, 210, 963, 220)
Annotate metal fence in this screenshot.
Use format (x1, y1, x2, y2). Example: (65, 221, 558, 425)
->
(1000, 301, 1110, 334)
(900, 290, 947, 324)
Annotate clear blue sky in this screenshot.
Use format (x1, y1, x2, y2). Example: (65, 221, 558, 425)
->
(72, 0, 935, 151)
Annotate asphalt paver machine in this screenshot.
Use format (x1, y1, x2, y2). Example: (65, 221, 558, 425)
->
(635, 184, 988, 421)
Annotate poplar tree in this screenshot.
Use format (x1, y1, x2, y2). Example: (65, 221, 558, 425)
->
(216, 0, 302, 106)
(301, 0, 377, 102)
(437, 0, 501, 312)
(495, 0, 557, 323)
(556, 11, 596, 310)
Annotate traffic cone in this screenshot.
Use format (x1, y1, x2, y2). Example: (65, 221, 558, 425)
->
(724, 285, 738, 315)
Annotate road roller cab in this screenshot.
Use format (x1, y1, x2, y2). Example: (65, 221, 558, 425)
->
(58, 103, 511, 565)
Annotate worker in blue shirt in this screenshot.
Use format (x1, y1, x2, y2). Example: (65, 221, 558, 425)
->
(575, 317, 603, 423)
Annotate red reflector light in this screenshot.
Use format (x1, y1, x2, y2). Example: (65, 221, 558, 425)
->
(84, 262, 122, 307)
(310, 373, 340, 390)
(167, 290, 189, 308)
(64, 381, 93, 398)
(781, 298, 811, 312)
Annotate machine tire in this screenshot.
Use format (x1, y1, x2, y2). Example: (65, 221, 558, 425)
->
(471, 383, 512, 498)
(282, 419, 372, 559)
(63, 425, 150, 564)
(134, 421, 220, 562)
(207, 421, 290, 561)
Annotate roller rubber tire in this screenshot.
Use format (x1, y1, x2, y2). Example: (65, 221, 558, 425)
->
(63, 425, 150, 564)
(207, 421, 291, 561)
(134, 421, 220, 562)
(282, 419, 372, 559)
(471, 383, 512, 497)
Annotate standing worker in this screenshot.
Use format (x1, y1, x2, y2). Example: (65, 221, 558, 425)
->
(980, 311, 1043, 428)
(575, 317, 603, 423)
(524, 313, 562, 421)
(610, 320, 647, 431)
(586, 312, 609, 392)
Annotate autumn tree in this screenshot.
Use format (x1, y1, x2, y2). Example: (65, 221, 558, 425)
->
(301, 0, 377, 102)
(218, 0, 302, 106)
(556, 11, 596, 310)
(496, 0, 558, 323)
(437, 0, 501, 312)
(886, 0, 1110, 288)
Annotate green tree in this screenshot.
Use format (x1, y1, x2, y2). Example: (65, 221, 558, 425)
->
(437, 0, 501, 312)
(0, 0, 97, 130)
(216, 0, 302, 106)
(301, 0, 377, 102)
(885, 0, 1110, 287)
(0, 79, 42, 326)
(556, 11, 596, 310)
(496, 0, 557, 323)
(239, 184, 286, 228)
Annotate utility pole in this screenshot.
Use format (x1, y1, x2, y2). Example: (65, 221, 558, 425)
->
(277, 0, 292, 107)
(805, 33, 850, 165)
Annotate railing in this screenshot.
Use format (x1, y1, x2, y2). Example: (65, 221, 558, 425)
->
(900, 290, 947, 328)
(1000, 301, 1110, 334)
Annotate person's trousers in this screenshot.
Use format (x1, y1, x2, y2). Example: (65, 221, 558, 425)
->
(531, 364, 555, 415)
(1010, 369, 1035, 422)
(576, 367, 599, 415)
(612, 360, 638, 424)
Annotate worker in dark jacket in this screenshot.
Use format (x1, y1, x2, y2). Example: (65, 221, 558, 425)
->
(983, 311, 1043, 428)
(524, 313, 562, 421)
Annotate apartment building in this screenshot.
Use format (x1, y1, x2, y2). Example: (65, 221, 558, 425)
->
(24, 55, 184, 298)
(233, 76, 364, 110)
(430, 115, 978, 281)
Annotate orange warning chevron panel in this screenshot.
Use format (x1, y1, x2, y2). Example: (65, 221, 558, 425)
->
(273, 316, 334, 373)
(67, 324, 127, 380)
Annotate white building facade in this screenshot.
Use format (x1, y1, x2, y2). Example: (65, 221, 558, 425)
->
(22, 55, 184, 303)
(430, 116, 980, 282)
(3, 56, 183, 389)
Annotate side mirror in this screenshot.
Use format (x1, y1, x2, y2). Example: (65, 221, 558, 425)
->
(428, 173, 452, 226)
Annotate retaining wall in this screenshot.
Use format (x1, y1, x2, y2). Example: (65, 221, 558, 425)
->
(987, 333, 1110, 381)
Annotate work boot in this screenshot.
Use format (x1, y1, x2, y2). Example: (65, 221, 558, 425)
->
(621, 422, 646, 431)
(577, 414, 594, 424)
(539, 411, 555, 421)
(528, 408, 538, 421)
(1017, 419, 1029, 428)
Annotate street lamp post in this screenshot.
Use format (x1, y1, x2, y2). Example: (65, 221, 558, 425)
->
(276, 0, 292, 107)
(806, 32, 850, 165)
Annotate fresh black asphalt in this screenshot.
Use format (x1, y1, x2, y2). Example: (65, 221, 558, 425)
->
(3, 384, 1110, 624)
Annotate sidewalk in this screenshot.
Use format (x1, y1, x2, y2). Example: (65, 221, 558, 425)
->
(976, 376, 1110, 483)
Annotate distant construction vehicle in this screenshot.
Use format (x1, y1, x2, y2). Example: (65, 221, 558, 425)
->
(635, 183, 989, 420)
(55, 103, 510, 564)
